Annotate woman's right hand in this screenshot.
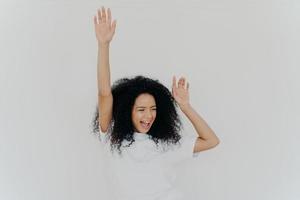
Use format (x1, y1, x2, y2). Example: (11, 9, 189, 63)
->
(93, 6, 117, 45)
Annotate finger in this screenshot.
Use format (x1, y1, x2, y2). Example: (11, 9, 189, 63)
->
(101, 6, 106, 22)
(107, 8, 111, 25)
(172, 76, 177, 96)
(182, 77, 186, 88)
(178, 77, 184, 88)
(171, 86, 174, 96)
(97, 9, 102, 23)
(172, 75, 176, 88)
(93, 15, 98, 25)
(172, 85, 177, 97)
(111, 20, 117, 32)
(179, 77, 184, 83)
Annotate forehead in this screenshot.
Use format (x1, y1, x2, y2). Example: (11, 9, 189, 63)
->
(134, 93, 156, 106)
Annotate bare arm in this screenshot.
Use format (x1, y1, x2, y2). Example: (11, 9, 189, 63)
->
(93, 6, 117, 132)
(97, 44, 113, 132)
(172, 76, 220, 152)
(97, 44, 111, 95)
(180, 104, 220, 152)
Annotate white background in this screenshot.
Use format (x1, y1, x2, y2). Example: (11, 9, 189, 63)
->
(0, 0, 299, 199)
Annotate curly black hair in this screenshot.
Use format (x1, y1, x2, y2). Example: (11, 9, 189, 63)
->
(92, 75, 183, 155)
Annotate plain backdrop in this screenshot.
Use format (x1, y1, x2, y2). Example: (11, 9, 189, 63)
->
(0, 0, 299, 200)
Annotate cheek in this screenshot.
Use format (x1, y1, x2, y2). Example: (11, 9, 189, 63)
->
(152, 112, 157, 120)
(132, 112, 141, 122)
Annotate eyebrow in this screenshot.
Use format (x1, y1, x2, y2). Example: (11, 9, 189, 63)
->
(136, 106, 157, 108)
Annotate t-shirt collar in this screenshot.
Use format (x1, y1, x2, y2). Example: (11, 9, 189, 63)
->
(133, 131, 149, 140)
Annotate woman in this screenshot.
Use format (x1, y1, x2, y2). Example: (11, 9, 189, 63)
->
(92, 6, 220, 200)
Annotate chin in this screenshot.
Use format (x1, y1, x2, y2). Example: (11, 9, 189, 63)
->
(138, 130, 148, 133)
(136, 127, 151, 133)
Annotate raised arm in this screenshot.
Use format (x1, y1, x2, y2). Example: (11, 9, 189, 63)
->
(93, 6, 117, 132)
(172, 76, 220, 153)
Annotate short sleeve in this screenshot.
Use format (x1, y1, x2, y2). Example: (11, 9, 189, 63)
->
(97, 127, 110, 145)
(167, 133, 200, 164)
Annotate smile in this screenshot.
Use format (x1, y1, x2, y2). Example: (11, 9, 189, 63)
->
(140, 121, 151, 129)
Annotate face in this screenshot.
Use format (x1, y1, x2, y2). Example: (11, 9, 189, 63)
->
(131, 93, 157, 133)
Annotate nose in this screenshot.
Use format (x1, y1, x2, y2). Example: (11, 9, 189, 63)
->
(145, 109, 153, 119)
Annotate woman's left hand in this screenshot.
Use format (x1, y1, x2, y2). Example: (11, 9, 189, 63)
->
(172, 76, 190, 109)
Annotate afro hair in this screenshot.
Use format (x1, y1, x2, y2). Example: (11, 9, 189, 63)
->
(92, 75, 183, 155)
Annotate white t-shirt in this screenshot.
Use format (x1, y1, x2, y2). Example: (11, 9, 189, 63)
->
(97, 129, 199, 200)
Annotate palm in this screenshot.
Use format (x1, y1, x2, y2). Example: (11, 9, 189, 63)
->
(95, 23, 114, 43)
(93, 6, 117, 44)
(172, 76, 190, 107)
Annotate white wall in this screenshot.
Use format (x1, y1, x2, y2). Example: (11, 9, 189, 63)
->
(1, 0, 299, 199)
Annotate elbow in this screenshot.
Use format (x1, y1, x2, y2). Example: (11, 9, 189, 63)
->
(204, 138, 220, 148)
(212, 137, 220, 147)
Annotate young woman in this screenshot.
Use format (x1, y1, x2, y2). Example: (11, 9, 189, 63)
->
(92, 6, 220, 200)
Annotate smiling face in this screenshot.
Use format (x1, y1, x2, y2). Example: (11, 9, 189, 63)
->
(131, 93, 157, 133)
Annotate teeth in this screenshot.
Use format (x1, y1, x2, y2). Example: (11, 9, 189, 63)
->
(141, 121, 150, 128)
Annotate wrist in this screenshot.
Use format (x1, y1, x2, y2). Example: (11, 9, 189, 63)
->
(179, 103, 192, 111)
(98, 42, 110, 47)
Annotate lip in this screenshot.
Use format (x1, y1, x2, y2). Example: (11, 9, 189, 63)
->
(140, 121, 151, 129)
